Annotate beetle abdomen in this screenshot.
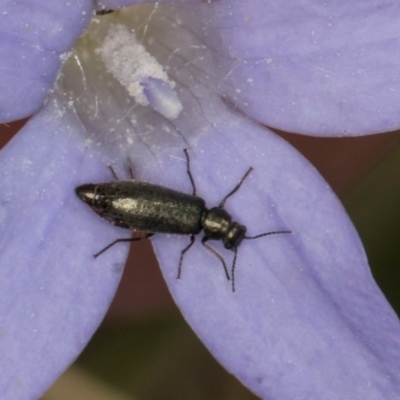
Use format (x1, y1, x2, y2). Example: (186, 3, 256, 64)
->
(80, 181, 206, 234)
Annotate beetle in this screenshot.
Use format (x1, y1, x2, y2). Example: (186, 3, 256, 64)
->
(76, 149, 290, 291)
(95, 9, 114, 15)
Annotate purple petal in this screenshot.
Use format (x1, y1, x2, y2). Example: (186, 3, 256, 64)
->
(205, 0, 400, 135)
(94, 1, 400, 136)
(94, 0, 197, 10)
(29, 5, 400, 398)
(0, 0, 93, 123)
(140, 77, 182, 119)
(147, 121, 400, 398)
(0, 99, 131, 398)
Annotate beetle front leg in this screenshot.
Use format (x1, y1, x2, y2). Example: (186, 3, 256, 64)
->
(201, 237, 230, 281)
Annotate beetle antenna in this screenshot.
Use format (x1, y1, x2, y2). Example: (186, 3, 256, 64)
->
(244, 230, 291, 240)
(231, 248, 239, 292)
(230, 231, 290, 292)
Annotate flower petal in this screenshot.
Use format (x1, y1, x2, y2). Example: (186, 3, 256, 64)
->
(205, 0, 400, 136)
(0, 0, 93, 123)
(94, 0, 198, 10)
(36, 5, 400, 397)
(0, 98, 130, 398)
(149, 117, 400, 399)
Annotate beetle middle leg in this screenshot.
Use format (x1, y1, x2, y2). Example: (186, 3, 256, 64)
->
(219, 167, 253, 208)
(94, 233, 154, 258)
(108, 160, 134, 181)
(177, 234, 196, 279)
(108, 165, 119, 181)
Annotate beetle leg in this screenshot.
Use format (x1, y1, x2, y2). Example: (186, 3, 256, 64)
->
(201, 237, 230, 281)
(125, 157, 135, 179)
(218, 167, 253, 208)
(177, 234, 196, 279)
(94, 233, 154, 258)
(107, 165, 119, 181)
(183, 148, 197, 196)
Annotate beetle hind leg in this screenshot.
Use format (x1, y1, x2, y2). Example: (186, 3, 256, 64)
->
(94, 233, 154, 258)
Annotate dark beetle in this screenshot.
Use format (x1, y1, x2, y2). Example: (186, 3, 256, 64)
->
(95, 9, 114, 15)
(76, 149, 290, 291)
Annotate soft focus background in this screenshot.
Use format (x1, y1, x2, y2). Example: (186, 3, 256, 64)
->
(1, 119, 399, 399)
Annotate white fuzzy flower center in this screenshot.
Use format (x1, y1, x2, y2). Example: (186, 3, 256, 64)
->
(97, 24, 182, 119)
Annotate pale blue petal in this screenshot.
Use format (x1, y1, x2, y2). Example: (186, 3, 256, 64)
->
(0, 0, 92, 122)
(0, 98, 129, 398)
(207, 0, 400, 135)
(152, 119, 400, 399)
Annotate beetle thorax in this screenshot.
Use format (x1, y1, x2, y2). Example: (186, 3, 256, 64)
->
(202, 207, 247, 249)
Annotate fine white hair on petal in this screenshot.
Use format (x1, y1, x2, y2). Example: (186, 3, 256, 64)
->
(96, 24, 182, 119)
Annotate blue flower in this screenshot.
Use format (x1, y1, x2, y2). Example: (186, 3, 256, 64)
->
(1, 1, 400, 398)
